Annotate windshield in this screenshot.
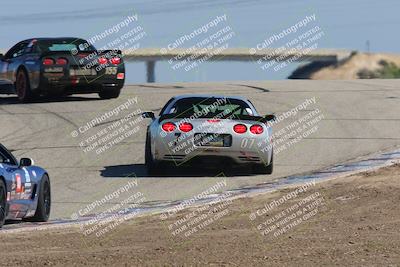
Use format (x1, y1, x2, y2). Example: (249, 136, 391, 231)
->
(166, 97, 254, 118)
(0, 145, 17, 165)
(37, 39, 96, 53)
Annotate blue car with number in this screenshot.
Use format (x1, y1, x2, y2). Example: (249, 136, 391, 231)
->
(0, 143, 51, 228)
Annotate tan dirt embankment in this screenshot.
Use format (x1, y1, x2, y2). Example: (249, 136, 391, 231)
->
(312, 53, 400, 79)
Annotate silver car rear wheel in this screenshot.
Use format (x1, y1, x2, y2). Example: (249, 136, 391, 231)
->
(253, 153, 273, 174)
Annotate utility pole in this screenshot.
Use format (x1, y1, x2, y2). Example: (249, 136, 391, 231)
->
(366, 40, 370, 54)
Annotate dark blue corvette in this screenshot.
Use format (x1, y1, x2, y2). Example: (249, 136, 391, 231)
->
(0, 37, 125, 102)
(0, 144, 51, 228)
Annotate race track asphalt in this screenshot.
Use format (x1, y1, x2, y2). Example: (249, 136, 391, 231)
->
(1, 79, 399, 219)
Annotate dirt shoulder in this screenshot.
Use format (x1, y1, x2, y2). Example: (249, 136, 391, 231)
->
(1, 165, 400, 266)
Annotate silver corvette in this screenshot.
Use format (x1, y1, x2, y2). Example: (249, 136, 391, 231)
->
(142, 95, 275, 175)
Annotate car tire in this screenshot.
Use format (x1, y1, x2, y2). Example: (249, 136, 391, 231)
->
(25, 174, 51, 222)
(253, 154, 273, 175)
(16, 69, 33, 102)
(0, 179, 7, 228)
(98, 89, 121, 99)
(145, 131, 165, 175)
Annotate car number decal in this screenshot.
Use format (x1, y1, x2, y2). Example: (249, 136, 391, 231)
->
(15, 173, 23, 193)
(105, 67, 117, 75)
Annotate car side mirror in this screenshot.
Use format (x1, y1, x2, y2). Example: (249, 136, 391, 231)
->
(142, 112, 155, 120)
(20, 158, 34, 167)
(264, 114, 276, 122)
(0, 54, 4, 60)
